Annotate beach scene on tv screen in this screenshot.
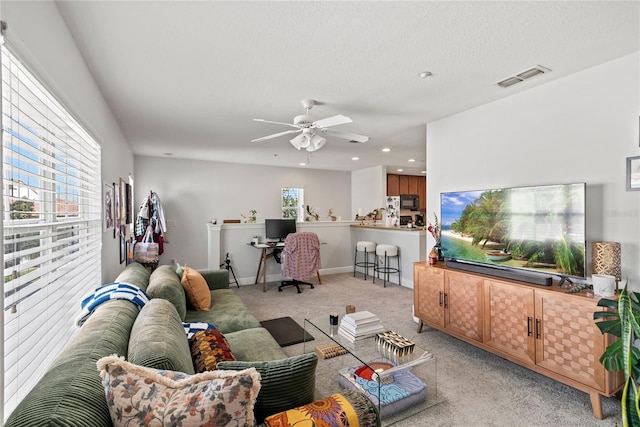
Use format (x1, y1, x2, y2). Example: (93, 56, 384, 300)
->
(441, 184, 585, 278)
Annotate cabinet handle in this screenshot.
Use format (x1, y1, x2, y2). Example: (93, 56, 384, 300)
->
(438, 291, 443, 307)
(535, 318, 541, 339)
(527, 317, 532, 337)
(443, 293, 448, 308)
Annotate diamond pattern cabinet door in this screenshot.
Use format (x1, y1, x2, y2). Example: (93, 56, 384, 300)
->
(484, 279, 536, 365)
(534, 290, 606, 391)
(414, 263, 445, 328)
(444, 270, 483, 342)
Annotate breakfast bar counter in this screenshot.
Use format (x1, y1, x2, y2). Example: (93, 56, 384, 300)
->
(350, 224, 425, 232)
(350, 224, 427, 288)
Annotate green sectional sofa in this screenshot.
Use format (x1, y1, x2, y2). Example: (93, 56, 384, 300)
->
(5, 262, 151, 427)
(5, 262, 379, 426)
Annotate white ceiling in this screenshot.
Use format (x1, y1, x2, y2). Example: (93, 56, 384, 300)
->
(55, 1, 639, 174)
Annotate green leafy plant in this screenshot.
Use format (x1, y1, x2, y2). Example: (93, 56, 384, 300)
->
(594, 285, 640, 426)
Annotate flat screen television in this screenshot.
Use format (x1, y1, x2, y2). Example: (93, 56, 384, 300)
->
(265, 218, 296, 242)
(440, 183, 586, 284)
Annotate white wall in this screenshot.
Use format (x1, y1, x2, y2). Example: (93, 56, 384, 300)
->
(2, 1, 134, 283)
(210, 222, 354, 285)
(134, 156, 351, 269)
(427, 52, 640, 290)
(351, 165, 386, 218)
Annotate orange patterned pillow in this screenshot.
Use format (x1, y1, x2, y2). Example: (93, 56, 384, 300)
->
(181, 265, 211, 311)
(263, 393, 360, 427)
(189, 328, 236, 372)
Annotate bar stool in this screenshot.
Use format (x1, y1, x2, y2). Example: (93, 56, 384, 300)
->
(373, 244, 400, 287)
(353, 241, 376, 280)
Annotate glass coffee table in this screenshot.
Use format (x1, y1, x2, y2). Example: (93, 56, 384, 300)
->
(304, 314, 437, 425)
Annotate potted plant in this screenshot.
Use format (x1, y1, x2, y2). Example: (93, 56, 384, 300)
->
(305, 205, 319, 221)
(594, 284, 640, 426)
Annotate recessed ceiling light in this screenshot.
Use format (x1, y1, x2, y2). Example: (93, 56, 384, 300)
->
(421, 170, 427, 174)
(352, 157, 359, 161)
(397, 169, 403, 172)
(408, 159, 415, 162)
(418, 71, 433, 78)
(299, 162, 306, 166)
(382, 148, 391, 152)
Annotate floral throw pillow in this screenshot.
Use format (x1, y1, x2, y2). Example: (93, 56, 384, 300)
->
(97, 355, 261, 427)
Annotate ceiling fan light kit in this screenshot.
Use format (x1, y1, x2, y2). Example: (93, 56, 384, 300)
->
(290, 131, 326, 152)
(252, 99, 369, 152)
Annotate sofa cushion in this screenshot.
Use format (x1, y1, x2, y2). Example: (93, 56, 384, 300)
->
(181, 265, 211, 311)
(128, 298, 195, 374)
(115, 261, 151, 291)
(224, 327, 288, 361)
(217, 353, 317, 423)
(97, 355, 261, 427)
(189, 328, 236, 372)
(5, 299, 141, 427)
(184, 289, 261, 333)
(147, 264, 187, 320)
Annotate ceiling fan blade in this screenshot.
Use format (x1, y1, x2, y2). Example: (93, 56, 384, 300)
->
(323, 129, 370, 143)
(254, 118, 300, 129)
(313, 114, 352, 128)
(251, 129, 301, 143)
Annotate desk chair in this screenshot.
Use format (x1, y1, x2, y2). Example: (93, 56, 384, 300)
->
(280, 232, 322, 293)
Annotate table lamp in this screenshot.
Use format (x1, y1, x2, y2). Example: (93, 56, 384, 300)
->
(592, 241, 621, 286)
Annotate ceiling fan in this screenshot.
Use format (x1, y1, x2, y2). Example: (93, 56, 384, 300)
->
(252, 99, 369, 152)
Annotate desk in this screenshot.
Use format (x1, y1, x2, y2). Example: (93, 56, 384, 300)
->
(250, 242, 285, 292)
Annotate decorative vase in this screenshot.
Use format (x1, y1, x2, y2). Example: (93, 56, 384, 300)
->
(429, 247, 438, 265)
(435, 242, 444, 261)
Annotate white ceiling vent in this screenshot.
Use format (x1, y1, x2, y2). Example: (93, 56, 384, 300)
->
(495, 65, 551, 88)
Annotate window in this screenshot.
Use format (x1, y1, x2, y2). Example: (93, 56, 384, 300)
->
(281, 187, 304, 221)
(2, 44, 102, 418)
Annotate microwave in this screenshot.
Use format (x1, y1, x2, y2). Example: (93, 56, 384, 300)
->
(400, 194, 420, 211)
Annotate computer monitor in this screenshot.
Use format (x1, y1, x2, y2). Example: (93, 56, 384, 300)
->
(264, 219, 296, 242)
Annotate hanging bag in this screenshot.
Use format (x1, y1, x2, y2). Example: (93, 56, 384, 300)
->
(134, 226, 159, 263)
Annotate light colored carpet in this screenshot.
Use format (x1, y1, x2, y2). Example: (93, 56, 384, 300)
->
(233, 272, 622, 426)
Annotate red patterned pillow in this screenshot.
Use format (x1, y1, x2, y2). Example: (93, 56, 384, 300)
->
(189, 328, 236, 372)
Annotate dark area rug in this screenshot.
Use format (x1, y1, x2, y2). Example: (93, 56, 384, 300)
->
(260, 316, 314, 347)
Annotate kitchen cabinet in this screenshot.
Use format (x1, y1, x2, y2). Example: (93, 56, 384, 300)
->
(418, 177, 426, 211)
(398, 175, 410, 195)
(414, 262, 623, 420)
(387, 174, 400, 196)
(387, 174, 426, 200)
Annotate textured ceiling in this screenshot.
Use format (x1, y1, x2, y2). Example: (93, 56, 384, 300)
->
(55, 1, 639, 174)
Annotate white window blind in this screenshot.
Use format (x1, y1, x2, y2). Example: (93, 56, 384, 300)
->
(2, 44, 102, 418)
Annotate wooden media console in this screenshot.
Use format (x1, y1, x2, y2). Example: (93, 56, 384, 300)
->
(413, 262, 623, 419)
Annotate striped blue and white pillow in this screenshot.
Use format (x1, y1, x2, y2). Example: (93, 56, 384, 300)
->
(183, 322, 216, 339)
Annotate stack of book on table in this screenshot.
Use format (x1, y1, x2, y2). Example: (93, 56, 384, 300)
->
(338, 310, 385, 342)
